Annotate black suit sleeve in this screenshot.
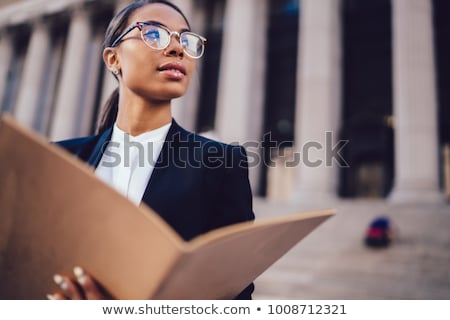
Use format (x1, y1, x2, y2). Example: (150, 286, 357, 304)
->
(216, 146, 255, 224)
(215, 146, 255, 300)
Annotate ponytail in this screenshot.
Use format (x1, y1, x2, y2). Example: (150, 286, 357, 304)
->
(96, 87, 119, 134)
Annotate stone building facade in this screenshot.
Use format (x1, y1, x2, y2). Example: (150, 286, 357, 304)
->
(0, 0, 448, 203)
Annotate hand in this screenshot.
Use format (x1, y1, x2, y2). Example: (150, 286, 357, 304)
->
(47, 266, 108, 300)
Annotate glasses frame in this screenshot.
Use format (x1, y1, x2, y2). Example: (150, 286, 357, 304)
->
(111, 21, 207, 59)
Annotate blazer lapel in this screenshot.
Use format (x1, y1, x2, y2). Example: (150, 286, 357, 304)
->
(87, 127, 113, 168)
(140, 119, 185, 209)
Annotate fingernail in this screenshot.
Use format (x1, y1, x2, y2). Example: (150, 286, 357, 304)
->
(53, 274, 68, 291)
(73, 266, 88, 285)
(47, 294, 57, 300)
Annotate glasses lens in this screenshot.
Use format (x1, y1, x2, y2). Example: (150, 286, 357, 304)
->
(180, 33, 204, 58)
(141, 24, 170, 49)
(141, 23, 205, 58)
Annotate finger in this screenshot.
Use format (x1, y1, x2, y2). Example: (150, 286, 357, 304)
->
(53, 274, 83, 300)
(73, 266, 104, 300)
(47, 292, 66, 300)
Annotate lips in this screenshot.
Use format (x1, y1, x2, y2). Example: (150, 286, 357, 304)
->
(157, 62, 187, 75)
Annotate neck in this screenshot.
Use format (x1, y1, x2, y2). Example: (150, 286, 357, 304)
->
(116, 95, 172, 136)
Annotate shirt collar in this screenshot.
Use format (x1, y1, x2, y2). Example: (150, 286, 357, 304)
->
(111, 122, 172, 144)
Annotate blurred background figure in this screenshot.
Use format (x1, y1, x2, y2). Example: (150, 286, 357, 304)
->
(364, 216, 393, 248)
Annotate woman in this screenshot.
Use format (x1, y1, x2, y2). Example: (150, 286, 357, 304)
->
(48, 0, 255, 300)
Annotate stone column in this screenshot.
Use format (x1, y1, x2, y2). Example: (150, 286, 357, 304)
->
(390, 0, 442, 202)
(14, 19, 51, 129)
(99, 0, 130, 113)
(0, 31, 13, 112)
(78, 31, 103, 136)
(49, 5, 91, 141)
(35, 37, 65, 136)
(215, 0, 267, 190)
(292, 0, 342, 203)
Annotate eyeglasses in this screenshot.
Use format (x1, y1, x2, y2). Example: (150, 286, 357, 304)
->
(111, 21, 207, 59)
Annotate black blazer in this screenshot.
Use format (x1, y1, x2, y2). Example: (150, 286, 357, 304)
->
(57, 119, 255, 299)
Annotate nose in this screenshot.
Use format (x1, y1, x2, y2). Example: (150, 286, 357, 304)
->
(164, 32, 184, 58)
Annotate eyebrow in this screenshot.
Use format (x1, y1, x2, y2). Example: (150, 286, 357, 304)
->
(144, 20, 190, 33)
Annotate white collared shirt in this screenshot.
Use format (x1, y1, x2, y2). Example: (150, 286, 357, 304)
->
(95, 122, 171, 205)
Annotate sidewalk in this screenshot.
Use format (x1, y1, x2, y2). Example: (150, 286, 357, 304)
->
(252, 198, 450, 299)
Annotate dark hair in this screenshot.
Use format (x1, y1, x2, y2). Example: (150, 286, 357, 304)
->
(96, 0, 190, 134)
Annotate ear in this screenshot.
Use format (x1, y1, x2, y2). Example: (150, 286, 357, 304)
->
(103, 47, 120, 74)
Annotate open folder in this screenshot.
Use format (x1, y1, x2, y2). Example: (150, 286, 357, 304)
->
(0, 115, 334, 300)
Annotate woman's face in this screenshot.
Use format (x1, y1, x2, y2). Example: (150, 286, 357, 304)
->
(114, 3, 196, 103)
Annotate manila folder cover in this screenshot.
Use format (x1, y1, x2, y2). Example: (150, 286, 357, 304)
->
(0, 116, 334, 300)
